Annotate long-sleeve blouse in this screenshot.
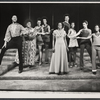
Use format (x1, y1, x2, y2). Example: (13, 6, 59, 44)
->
(4, 23, 25, 42)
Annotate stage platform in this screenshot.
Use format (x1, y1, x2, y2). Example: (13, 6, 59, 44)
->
(0, 49, 100, 92)
(0, 63, 100, 92)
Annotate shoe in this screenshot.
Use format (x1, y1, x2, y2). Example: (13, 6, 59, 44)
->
(39, 62, 42, 66)
(18, 70, 23, 73)
(80, 67, 84, 70)
(92, 70, 97, 75)
(92, 72, 96, 75)
(12, 62, 18, 66)
(74, 63, 78, 67)
(29, 65, 36, 69)
(45, 61, 49, 64)
(69, 66, 73, 68)
(49, 72, 55, 74)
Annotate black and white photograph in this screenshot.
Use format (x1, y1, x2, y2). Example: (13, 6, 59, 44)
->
(1, 1, 100, 98)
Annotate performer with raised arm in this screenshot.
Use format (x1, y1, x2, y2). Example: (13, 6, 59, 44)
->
(0, 15, 25, 73)
(42, 17, 50, 64)
(49, 22, 69, 75)
(68, 22, 78, 68)
(74, 20, 92, 70)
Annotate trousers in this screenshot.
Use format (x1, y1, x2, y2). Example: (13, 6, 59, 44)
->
(80, 43, 92, 67)
(0, 36, 23, 71)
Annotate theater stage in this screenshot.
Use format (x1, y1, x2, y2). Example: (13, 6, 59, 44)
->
(0, 59, 100, 92)
(0, 49, 100, 92)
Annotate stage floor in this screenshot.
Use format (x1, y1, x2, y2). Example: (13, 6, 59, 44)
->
(0, 61, 98, 80)
(0, 62, 100, 92)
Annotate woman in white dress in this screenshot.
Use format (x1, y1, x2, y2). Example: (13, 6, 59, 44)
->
(68, 22, 78, 67)
(49, 22, 69, 75)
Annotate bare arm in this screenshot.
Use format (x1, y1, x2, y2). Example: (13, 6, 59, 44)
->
(79, 30, 92, 39)
(46, 25, 50, 34)
(68, 29, 82, 38)
(52, 33, 56, 49)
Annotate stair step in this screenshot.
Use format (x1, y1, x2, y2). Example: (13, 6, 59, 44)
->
(2, 56, 15, 61)
(1, 61, 13, 65)
(6, 50, 17, 53)
(5, 52, 16, 56)
(76, 52, 89, 56)
(77, 48, 87, 52)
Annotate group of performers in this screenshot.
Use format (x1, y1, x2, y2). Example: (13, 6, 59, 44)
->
(0, 14, 100, 75)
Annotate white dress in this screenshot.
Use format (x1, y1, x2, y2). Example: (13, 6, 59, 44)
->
(49, 29, 69, 74)
(68, 28, 78, 47)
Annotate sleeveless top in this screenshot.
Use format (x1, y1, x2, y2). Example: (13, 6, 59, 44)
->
(42, 24, 50, 42)
(42, 24, 49, 33)
(92, 33, 100, 46)
(68, 28, 78, 47)
(79, 29, 91, 44)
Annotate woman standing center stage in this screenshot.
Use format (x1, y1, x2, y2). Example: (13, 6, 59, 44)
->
(49, 22, 69, 75)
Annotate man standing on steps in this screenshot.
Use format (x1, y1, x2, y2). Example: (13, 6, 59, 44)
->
(0, 15, 25, 73)
(75, 20, 92, 70)
(63, 14, 70, 62)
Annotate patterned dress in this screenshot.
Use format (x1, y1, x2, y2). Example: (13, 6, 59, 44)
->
(15, 27, 37, 66)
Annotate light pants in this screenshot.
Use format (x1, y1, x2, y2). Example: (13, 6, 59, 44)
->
(92, 45, 100, 71)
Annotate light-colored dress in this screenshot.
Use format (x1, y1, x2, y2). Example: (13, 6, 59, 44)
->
(68, 28, 78, 47)
(49, 29, 69, 74)
(15, 27, 37, 66)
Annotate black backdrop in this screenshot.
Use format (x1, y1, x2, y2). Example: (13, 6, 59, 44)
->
(0, 3, 100, 47)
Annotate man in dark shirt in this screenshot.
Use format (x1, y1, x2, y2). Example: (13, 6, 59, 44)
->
(63, 14, 70, 34)
(75, 20, 92, 70)
(63, 14, 70, 62)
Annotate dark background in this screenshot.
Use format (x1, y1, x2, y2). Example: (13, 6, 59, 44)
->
(0, 3, 100, 47)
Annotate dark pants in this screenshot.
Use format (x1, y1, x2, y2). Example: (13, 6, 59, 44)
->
(69, 47, 77, 65)
(0, 36, 23, 71)
(66, 37, 70, 62)
(80, 43, 92, 67)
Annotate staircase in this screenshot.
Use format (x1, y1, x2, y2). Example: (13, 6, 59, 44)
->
(0, 49, 17, 75)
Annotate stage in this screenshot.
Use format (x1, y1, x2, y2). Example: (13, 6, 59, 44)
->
(0, 49, 100, 92)
(0, 59, 100, 92)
